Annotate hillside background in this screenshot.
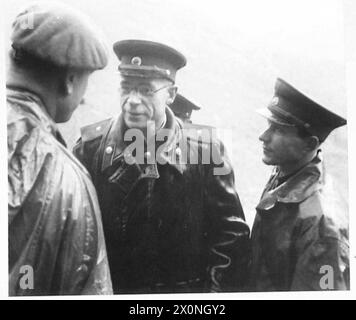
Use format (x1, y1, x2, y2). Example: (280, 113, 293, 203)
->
(4, 0, 348, 226)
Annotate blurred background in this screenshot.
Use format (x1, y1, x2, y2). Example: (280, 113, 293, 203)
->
(4, 0, 348, 226)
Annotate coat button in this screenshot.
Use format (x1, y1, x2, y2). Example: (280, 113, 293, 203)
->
(144, 151, 151, 159)
(105, 146, 113, 154)
(175, 147, 182, 157)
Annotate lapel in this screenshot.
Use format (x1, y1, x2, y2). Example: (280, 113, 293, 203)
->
(256, 156, 324, 211)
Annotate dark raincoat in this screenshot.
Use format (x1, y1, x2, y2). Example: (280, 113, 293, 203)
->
(250, 155, 349, 291)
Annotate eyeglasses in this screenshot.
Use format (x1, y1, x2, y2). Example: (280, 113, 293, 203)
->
(119, 84, 171, 97)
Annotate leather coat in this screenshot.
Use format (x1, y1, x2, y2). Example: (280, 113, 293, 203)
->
(249, 155, 349, 291)
(74, 107, 250, 293)
(8, 87, 112, 295)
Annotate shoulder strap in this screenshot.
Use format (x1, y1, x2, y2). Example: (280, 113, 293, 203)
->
(73, 118, 112, 178)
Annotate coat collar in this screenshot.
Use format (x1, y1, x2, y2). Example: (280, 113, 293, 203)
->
(100, 106, 185, 175)
(7, 86, 67, 147)
(256, 154, 324, 211)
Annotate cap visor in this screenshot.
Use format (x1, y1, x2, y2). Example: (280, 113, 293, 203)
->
(256, 108, 295, 127)
(118, 65, 173, 81)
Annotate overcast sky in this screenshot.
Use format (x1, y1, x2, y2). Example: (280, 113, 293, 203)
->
(4, 0, 346, 113)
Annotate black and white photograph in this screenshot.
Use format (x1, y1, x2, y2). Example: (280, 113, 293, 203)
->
(2, 0, 355, 300)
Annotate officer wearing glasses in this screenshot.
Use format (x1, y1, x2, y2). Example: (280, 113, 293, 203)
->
(74, 40, 250, 294)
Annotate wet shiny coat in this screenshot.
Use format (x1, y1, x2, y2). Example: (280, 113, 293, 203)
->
(74, 108, 250, 293)
(250, 156, 349, 291)
(8, 88, 112, 295)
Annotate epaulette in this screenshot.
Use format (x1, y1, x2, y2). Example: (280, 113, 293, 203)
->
(80, 118, 112, 143)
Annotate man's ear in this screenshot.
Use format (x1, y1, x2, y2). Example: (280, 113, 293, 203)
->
(60, 71, 75, 96)
(305, 136, 320, 151)
(168, 85, 178, 101)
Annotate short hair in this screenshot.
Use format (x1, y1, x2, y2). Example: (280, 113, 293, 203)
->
(296, 125, 323, 144)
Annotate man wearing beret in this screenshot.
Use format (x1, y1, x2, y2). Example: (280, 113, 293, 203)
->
(8, 3, 112, 295)
(74, 39, 250, 294)
(249, 78, 349, 291)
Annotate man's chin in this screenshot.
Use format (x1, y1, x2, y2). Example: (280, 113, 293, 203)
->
(124, 117, 147, 130)
(55, 113, 72, 124)
(262, 157, 276, 166)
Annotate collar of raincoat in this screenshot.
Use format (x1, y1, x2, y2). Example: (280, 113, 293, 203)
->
(101, 105, 183, 173)
(7, 86, 67, 147)
(256, 153, 324, 211)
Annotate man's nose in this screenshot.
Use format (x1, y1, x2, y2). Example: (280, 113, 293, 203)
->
(127, 91, 141, 105)
(259, 128, 270, 142)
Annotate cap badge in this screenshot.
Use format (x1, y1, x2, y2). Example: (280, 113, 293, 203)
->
(131, 56, 142, 66)
(271, 97, 279, 107)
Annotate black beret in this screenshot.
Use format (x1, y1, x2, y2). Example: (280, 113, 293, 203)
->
(11, 2, 108, 70)
(113, 39, 186, 82)
(257, 78, 347, 142)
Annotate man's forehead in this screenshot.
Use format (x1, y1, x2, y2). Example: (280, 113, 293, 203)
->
(268, 120, 297, 133)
